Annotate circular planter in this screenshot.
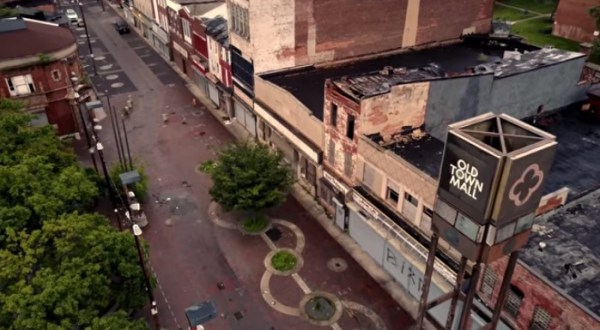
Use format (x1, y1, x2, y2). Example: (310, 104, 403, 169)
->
(237, 215, 272, 236)
(298, 291, 343, 326)
(264, 248, 304, 276)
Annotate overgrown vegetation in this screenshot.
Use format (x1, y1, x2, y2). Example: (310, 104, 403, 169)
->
(110, 163, 149, 203)
(493, 4, 535, 22)
(0, 99, 150, 329)
(271, 251, 297, 272)
(497, 0, 557, 14)
(242, 214, 269, 233)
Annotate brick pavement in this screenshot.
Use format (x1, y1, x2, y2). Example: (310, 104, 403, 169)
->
(77, 2, 418, 329)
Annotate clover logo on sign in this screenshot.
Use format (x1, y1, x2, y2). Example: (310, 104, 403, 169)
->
(509, 164, 544, 206)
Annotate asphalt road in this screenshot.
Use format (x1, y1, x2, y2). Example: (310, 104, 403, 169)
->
(69, 2, 415, 329)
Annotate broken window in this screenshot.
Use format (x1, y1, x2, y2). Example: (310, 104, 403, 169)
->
(346, 115, 355, 140)
(386, 181, 399, 204)
(504, 285, 524, 317)
(6, 74, 35, 96)
(330, 103, 338, 127)
(529, 306, 552, 330)
(404, 192, 417, 206)
(229, 4, 250, 40)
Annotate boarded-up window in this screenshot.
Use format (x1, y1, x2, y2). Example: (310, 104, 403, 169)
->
(480, 267, 498, 298)
(328, 140, 335, 165)
(529, 306, 552, 330)
(363, 163, 375, 189)
(344, 152, 352, 177)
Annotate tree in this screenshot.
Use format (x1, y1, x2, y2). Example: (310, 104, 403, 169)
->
(0, 101, 98, 242)
(0, 99, 150, 329)
(0, 213, 149, 329)
(202, 142, 295, 221)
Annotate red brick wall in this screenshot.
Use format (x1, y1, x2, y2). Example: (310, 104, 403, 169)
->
(553, 0, 597, 43)
(479, 260, 600, 330)
(323, 82, 361, 185)
(416, 0, 494, 45)
(300, 0, 492, 60)
(0, 56, 80, 135)
(191, 17, 208, 59)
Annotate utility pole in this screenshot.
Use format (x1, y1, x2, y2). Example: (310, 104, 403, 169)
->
(79, 2, 97, 76)
(131, 223, 161, 330)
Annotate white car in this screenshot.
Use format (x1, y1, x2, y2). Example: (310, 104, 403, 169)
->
(65, 9, 79, 24)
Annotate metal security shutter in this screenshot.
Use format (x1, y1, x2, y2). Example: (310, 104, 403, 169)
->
(333, 198, 345, 230)
(243, 109, 256, 136)
(193, 69, 208, 95)
(208, 84, 219, 106)
(347, 205, 385, 264)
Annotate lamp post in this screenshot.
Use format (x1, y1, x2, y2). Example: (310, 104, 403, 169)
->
(130, 223, 160, 330)
(103, 91, 126, 168)
(95, 141, 120, 224)
(75, 94, 99, 173)
(78, 2, 97, 76)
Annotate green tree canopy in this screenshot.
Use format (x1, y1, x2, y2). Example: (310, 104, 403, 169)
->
(203, 142, 295, 215)
(0, 99, 149, 329)
(0, 213, 148, 329)
(0, 101, 98, 242)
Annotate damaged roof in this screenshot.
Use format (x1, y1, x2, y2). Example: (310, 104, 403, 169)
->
(492, 47, 584, 77)
(264, 40, 509, 120)
(332, 64, 446, 99)
(520, 188, 600, 318)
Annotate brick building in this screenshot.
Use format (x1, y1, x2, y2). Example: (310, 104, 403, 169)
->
(553, 0, 599, 43)
(167, 0, 222, 78)
(0, 17, 82, 135)
(204, 15, 232, 118)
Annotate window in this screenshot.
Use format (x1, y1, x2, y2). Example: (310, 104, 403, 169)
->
(529, 306, 552, 330)
(504, 285, 524, 317)
(182, 19, 191, 44)
(346, 115, 355, 140)
(343, 152, 352, 177)
(386, 182, 399, 204)
(423, 207, 433, 218)
(299, 156, 316, 186)
(404, 192, 417, 206)
(328, 140, 335, 165)
(330, 103, 338, 127)
(229, 3, 249, 40)
(6, 74, 35, 96)
(480, 267, 498, 298)
(51, 69, 61, 81)
(363, 163, 375, 189)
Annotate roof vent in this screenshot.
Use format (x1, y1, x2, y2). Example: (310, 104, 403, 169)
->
(538, 241, 546, 251)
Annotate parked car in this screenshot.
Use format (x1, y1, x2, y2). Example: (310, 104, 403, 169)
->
(65, 8, 79, 24)
(113, 20, 129, 34)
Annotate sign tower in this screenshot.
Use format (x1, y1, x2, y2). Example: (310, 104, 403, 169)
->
(415, 113, 557, 330)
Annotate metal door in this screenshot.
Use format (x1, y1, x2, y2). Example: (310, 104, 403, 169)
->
(333, 197, 346, 230)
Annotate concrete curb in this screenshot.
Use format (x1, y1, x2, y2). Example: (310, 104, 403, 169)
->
(272, 218, 305, 253)
(264, 248, 304, 276)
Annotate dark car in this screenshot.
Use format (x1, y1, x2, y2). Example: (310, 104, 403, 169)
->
(114, 20, 129, 34)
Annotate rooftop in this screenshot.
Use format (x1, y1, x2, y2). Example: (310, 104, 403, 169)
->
(264, 36, 540, 120)
(0, 17, 74, 61)
(182, 0, 223, 16)
(520, 187, 600, 318)
(367, 104, 600, 201)
(367, 132, 444, 179)
(204, 16, 227, 46)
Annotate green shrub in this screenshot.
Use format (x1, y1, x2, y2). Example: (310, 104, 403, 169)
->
(271, 251, 297, 272)
(110, 163, 149, 203)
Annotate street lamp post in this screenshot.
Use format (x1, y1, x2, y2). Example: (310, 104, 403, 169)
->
(76, 97, 99, 173)
(95, 141, 120, 223)
(78, 2, 97, 76)
(104, 91, 126, 168)
(131, 223, 160, 330)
